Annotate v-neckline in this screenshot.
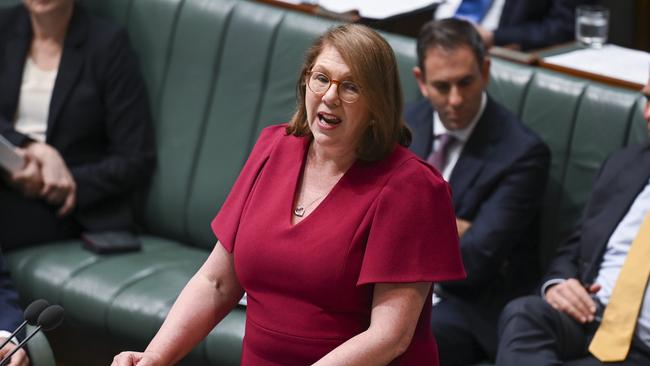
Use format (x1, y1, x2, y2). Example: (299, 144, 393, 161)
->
(289, 137, 356, 228)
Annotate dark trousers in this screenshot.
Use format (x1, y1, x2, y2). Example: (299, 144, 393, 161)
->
(431, 298, 495, 366)
(497, 295, 650, 366)
(0, 183, 80, 251)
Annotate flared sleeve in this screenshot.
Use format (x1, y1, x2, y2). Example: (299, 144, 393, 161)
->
(211, 124, 285, 251)
(358, 160, 466, 285)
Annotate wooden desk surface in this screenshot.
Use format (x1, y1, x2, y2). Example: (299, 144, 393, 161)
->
(534, 43, 645, 90)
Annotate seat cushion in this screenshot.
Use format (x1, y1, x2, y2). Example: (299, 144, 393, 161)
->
(5, 237, 245, 365)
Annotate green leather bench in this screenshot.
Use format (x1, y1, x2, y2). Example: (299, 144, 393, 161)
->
(2, 0, 647, 365)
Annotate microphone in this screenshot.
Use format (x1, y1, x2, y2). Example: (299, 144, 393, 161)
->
(0, 304, 64, 366)
(0, 299, 50, 351)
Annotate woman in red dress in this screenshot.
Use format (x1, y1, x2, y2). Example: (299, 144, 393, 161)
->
(113, 24, 465, 366)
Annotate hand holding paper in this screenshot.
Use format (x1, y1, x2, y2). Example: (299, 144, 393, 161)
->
(0, 135, 25, 174)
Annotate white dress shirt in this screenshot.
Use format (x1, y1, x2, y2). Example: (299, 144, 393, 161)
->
(432, 92, 486, 181)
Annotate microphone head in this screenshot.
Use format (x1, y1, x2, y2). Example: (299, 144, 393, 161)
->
(37, 305, 64, 331)
(24, 299, 50, 325)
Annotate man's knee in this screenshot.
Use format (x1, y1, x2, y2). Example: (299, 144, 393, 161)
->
(499, 295, 551, 333)
(502, 296, 547, 318)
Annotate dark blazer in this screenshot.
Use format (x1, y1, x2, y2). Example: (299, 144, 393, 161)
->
(494, 0, 595, 50)
(0, 4, 155, 231)
(544, 143, 650, 287)
(0, 250, 23, 340)
(406, 97, 550, 324)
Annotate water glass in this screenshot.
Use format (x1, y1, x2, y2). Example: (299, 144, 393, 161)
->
(575, 5, 609, 48)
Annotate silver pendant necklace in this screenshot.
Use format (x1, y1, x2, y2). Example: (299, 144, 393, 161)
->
(294, 194, 325, 217)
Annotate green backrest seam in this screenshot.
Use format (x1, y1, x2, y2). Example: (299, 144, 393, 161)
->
(123, 0, 135, 26)
(246, 10, 288, 154)
(624, 98, 644, 146)
(544, 83, 587, 263)
(515, 69, 534, 118)
(181, 1, 238, 242)
(149, 0, 186, 122)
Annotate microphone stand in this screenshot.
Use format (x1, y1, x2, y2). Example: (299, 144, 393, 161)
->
(0, 322, 26, 352)
(0, 325, 42, 366)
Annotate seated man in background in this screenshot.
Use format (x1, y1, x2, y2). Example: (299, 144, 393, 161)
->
(434, 0, 595, 50)
(0, 0, 155, 250)
(405, 18, 550, 365)
(0, 249, 28, 366)
(497, 78, 650, 366)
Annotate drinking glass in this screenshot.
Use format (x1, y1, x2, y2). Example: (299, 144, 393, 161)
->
(575, 5, 609, 48)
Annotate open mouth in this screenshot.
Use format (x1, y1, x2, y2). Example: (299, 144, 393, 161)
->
(318, 112, 342, 125)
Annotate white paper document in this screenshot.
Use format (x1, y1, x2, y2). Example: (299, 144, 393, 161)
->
(543, 45, 650, 86)
(0, 134, 25, 173)
(318, 0, 441, 19)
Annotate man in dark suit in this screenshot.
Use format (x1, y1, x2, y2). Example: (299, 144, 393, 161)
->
(496, 79, 650, 366)
(434, 0, 595, 50)
(0, 1, 155, 249)
(405, 18, 550, 365)
(0, 249, 27, 366)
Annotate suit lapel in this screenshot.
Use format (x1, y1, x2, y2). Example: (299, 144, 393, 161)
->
(1, 8, 31, 119)
(47, 6, 87, 140)
(449, 98, 501, 207)
(586, 145, 650, 274)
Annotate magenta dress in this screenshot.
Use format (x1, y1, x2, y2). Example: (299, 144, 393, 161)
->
(211, 124, 465, 365)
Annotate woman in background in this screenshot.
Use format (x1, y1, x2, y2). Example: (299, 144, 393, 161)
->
(113, 24, 464, 366)
(0, 0, 155, 249)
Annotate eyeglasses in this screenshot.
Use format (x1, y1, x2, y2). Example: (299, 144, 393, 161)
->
(307, 71, 361, 104)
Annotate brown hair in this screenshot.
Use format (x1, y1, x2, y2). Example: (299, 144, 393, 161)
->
(416, 18, 485, 77)
(286, 24, 411, 162)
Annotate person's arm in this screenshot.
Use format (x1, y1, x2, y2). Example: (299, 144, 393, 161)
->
(313, 282, 431, 366)
(493, 0, 595, 50)
(112, 242, 243, 366)
(447, 140, 550, 289)
(0, 251, 28, 366)
(69, 29, 155, 211)
(544, 279, 599, 323)
(0, 253, 23, 340)
(0, 340, 29, 366)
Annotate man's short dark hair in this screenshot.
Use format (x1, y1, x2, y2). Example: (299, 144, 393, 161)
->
(416, 18, 486, 75)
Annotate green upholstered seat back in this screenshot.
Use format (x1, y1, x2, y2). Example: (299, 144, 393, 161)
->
(489, 60, 648, 269)
(186, 1, 296, 248)
(142, 0, 239, 245)
(630, 97, 649, 145)
(488, 59, 535, 116)
(81, 0, 132, 27)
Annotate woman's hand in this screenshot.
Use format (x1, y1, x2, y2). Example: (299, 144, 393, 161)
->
(9, 149, 43, 198)
(25, 142, 76, 216)
(112, 351, 164, 366)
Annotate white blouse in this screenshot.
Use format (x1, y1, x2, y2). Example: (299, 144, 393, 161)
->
(14, 58, 58, 143)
